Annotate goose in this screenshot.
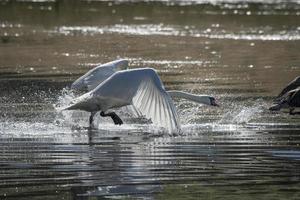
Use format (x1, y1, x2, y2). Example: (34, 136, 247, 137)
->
(269, 76, 300, 114)
(64, 68, 218, 133)
(274, 76, 300, 102)
(269, 87, 300, 115)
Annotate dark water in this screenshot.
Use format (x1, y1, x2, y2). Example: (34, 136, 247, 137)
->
(1, 0, 300, 199)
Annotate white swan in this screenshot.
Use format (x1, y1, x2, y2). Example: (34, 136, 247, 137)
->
(64, 68, 218, 133)
(65, 68, 180, 133)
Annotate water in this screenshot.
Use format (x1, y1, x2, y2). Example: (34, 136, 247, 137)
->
(1, 0, 300, 199)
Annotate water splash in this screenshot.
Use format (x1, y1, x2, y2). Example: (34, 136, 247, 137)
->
(219, 99, 266, 124)
(53, 87, 75, 109)
(0, 120, 72, 137)
(52, 88, 90, 128)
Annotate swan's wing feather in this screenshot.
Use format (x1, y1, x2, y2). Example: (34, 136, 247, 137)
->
(130, 70, 180, 133)
(93, 68, 180, 133)
(132, 78, 180, 133)
(120, 105, 143, 118)
(71, 59, 128, 92)
(83, 67, 115, 91)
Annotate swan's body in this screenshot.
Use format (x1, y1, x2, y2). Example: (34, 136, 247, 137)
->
(71, 59, 128, 92)
(66, 68, 180, 133)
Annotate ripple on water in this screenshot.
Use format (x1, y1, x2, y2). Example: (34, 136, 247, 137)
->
(1, 0, 300, 199)
(1, 110, 300, 199)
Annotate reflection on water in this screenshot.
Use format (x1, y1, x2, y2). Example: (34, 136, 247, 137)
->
(0, 0, 300, 199)
(1, 122, 300, 199)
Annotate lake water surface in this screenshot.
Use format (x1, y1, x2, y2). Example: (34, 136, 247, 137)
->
(0, 0, 300, 199)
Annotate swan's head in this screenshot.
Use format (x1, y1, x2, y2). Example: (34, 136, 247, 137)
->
(209, 97, 219, 106)
(192, 95, 219, 106)
(191, 95, 219, 106)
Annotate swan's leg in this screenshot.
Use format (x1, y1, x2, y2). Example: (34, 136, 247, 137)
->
(100, 111, 123, 125)
(89, 111, 97, 128)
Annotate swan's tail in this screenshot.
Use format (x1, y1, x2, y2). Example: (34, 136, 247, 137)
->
(58, 92, 93, 112)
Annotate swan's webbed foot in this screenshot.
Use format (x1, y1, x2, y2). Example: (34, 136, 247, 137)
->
(100, 111, 123, 125)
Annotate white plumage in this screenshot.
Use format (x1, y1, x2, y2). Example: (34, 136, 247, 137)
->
(71, 59, 128, 92)
(66, 68, 181, 133)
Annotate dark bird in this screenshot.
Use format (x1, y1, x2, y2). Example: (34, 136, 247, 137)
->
(274, 76, 300, 102)
(269, 76, 300, 115)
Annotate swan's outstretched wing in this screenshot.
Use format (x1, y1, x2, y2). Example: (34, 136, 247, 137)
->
(121, 105, 143, 118)
(132, 77, 181, 133)
(71, 59, 128, 92)
(93, 68, 181, 133)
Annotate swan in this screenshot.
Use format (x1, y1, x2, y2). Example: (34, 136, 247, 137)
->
(269, 76, 300, 114)
(70, 59, 218, 106)
(70, 59, 217, 105)
(64, 68, 218, 133)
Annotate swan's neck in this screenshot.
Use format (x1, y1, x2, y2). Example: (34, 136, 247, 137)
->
(167, 90, 212, 105)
